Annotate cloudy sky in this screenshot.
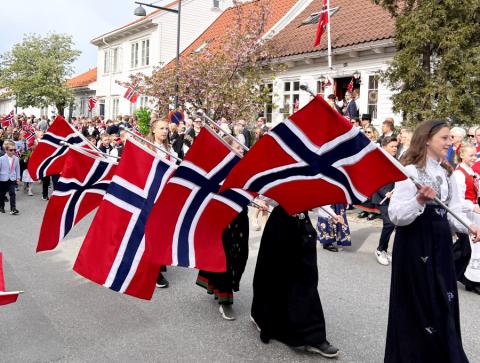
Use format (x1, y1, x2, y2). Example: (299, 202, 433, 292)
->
(0, 0, 166, 75)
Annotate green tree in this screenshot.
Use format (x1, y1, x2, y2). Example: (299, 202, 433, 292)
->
(0, 33, 80, 116)
(375, 0, 480, 126)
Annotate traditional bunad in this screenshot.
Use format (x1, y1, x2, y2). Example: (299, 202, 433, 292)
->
(316, 204, 351, 251)
(453, 162, 480, 292)
(251, 206, 339, 357)
(386, 157, 470, 363)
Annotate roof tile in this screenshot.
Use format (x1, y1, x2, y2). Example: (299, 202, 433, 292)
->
(67, 68, 97, 88)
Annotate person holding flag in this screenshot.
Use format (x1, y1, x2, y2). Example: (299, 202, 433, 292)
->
(385, 120, 480, 362)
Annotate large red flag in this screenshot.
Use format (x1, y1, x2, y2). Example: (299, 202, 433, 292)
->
(0, 110, 15, 128)
(145, 128, 253, 272)
(314, 0, 329, 47)
(36, 147, 117, 252)
(27, 115, 90, 180)
(73, 139, 176, 300)
(220, 96, 406, 215)
(0, 252, 22, 306)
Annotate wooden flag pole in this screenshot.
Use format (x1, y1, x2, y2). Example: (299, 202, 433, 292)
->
(60, 141, 120, 160)
(119, 126, 183, 163)
(196, 110, 250, 152)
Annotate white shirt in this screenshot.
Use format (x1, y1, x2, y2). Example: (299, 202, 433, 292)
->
(315, 205, 335, 219)
(388, 157, 470, 233)
(453, 163, 478, 213)
(154, 142, 178, 161)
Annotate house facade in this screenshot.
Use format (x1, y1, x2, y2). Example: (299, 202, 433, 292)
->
(265, 0, 399, 127)
(67, 68, 97, 119)
(91, 0, 234, 120)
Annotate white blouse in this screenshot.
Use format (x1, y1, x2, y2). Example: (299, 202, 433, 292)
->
(452, 163, 478, 213)
(388, 157, 471, 233)
(154, 142, 178, 161)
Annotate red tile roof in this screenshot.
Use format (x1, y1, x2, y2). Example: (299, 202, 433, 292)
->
(67, 68, 97, 88)
(270, 0, 395, 58)
(171, 0, 299, 65)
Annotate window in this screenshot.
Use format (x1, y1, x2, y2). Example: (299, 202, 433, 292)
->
(112, 47, 122, 72)
(299, 7, 340, 27)
(99, 99, 105, 117)
(282, 80, 300, 118)
(131, 42, 139, 68)
(213, 0, 220, 8)
(141, 39, 150, 66)
(112, 98, 120, 119)
(316, 80, 326, 99)
(262, 83, 273, 122)
(131, 39, 149, 68)
(367, 75, 379, 120)
(103, 50, 110, 74)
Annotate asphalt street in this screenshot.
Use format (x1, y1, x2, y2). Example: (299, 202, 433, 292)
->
(1, 184, 479, 363)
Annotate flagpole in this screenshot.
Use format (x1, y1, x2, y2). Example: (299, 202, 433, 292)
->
(196, 110, 250, 152)
(70, 125, 103, 153)
(299, 84, 476, 235)
(119, 126, 182, 163)
(327, 0, 332, 69)
(60, 141, 120, 160)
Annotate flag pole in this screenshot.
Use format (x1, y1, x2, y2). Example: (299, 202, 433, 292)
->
(119, 126, 182, 163)
(299, 84, 475, 234)
(196, 110, 250, 152)
(60, 141, 120, 160)
(71, 126, 103, 153)
(327, 0, 332, 69)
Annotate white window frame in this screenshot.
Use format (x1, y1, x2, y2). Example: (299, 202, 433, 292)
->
(367, 75, 379, 120)
(131, 38, 150, 69)
(141, 39, 150, 66)
(103, 49, 110, 74)
(112, 97, 120, 119)
(282, 80, 300, 118)
(131, 42, 139, 68)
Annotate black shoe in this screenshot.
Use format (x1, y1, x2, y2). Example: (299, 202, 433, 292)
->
(466, 284, 480, 295)
(358, 211, 368, 218)
(0, 207, 4, 213)
(9, 209, 19, 215)
(306, 341, 339, 358)
(367, 213, 377, 220)
(156, 274, 169, 288)
(323, 243, 338, 252)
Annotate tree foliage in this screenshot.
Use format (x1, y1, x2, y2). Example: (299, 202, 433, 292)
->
(375, 0, 480, 126)
(0, 33, 80, 116)
(136, 0, 279, 122)
(135, 107, 151, 136)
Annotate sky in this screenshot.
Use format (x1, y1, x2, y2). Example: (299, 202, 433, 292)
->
(0, 0, 166, 75)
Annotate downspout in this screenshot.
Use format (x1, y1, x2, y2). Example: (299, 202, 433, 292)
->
(102, 36, 112, 119)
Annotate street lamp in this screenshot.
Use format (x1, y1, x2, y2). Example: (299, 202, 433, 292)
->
(134, 1, 182, 109)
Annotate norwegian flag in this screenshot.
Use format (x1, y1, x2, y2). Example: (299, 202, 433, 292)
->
(314, 0, 329, 47)
(123, 84, 139, 103)
(28, 115, 89, 180)
(36, 148, 117, 252)
(24, 131, 36, 149)
(0, 110, 14, 128)
(145, 128, 253, 272)
(347, 77, 354, 93)
(0, 252, 22, 306)
(220, 96, 406, 215)
(73, 138, 176, 300)
(88, 97, 97, 112)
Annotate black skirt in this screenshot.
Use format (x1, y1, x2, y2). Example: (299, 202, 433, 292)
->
(385, 205, 469, 363)
(251, 206, 326, 347)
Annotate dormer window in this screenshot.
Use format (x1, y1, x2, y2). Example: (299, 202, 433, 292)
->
(194, 41, 209, 54)
(299, 7, 340, 27)
(213, 0, 220, 9)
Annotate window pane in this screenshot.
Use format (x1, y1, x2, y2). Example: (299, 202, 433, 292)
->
(368, 75, 378, 90)
(284, 82, 290, 92)
(131, 44, 135, 68)
(145, 40, 149, 65)
(293, 81, 300, 91)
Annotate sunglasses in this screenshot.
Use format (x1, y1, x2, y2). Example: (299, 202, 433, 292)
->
(468, 134, 475, 137)
(6, 148, 16, 151)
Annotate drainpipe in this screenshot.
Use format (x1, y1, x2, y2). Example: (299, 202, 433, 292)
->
(102, 36, 112, 119)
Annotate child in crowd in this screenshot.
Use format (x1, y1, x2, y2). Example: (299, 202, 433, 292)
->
(0, 140, 21, 215)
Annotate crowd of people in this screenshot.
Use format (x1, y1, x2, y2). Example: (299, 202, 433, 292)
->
(1, 106, 480, 361)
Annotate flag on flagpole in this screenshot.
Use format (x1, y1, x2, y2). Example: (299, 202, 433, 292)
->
(73, 138, 177, 300)
(0, 110, 15, 128)
(27, 115, 90, 180)
(314, 0, 329, 47)
(347, 77, 354, 92)
(145, 127, 253, 273)
(0, 252, 22, 306)
(220, 95, 407, 215)
(36, 147, 117, 252)
(24, 131, 36, 149)
(123, 84, 140, 104)
(88, 97, 97, 112)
